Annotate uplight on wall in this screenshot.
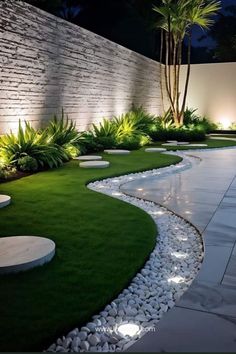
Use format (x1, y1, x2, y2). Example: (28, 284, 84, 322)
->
(220, 118, 231, 129)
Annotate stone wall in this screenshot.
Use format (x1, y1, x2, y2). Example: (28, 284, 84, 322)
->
(0, 1, 163, 134)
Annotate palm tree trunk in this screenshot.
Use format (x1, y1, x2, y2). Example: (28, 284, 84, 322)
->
(159, 29, 165, 112)
(164, 32, 175, 116)
(176, 39, 182, 124)
(180, 30, 192, 125)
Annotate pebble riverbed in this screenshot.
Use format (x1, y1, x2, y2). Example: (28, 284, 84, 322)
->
(48, 152, 204, 353)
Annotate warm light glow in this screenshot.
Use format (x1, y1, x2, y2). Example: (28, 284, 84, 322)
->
(220, 118, 231, 129)
(168, 276, 185, 284)
(137, 188, 143, 191)
(117, 323, 140, 337)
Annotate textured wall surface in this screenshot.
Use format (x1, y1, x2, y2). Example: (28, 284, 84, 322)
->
(0, 1, 163, 134)
(179, 63, 236, 126)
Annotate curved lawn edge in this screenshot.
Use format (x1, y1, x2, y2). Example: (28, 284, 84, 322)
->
(48, 152, 203, 352)
(0, 150, 181, 352)
(0, 142, 234, 351)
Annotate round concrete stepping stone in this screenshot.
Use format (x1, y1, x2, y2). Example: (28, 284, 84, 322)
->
(162, 143, 177, 146)
(0, 236, 55, 274)
(80, 161, 110, 169)
(74, 155, 102, 161)
(145, 148, 167, 152)
(104, 149, 130, 155)
(182, 144, 208, 147)
(0, 195, 11, 208)
(167, 140, 178, 143)
(177, 142, 190, 145)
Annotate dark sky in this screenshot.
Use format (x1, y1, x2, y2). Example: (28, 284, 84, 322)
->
(192, 0, 236, 47)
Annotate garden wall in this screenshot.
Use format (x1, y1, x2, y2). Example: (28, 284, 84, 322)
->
(179, 62, 236, 127)
(0, 1, 164, 134)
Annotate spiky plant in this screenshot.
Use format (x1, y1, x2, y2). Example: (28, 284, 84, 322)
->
(0, 121, 68, 169)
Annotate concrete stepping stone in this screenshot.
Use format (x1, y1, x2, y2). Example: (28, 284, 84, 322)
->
(145, 148, 167, 152)
(167, 140, 178, 144)
(177, 142, 190, 145)
(162, 143, 178, 146)
(74, 155, 102, 161)
(0, 236, 55, 274)
(0, 195, 11, 208)
(183, 144, 208, 147)
(80, 161, 110, 169)
(104, 149, 130, 155)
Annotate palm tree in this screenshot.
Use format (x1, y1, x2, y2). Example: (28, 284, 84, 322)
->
(154, 0, 221, 126)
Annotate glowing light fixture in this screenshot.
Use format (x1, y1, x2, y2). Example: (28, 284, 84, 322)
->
(117, 323, 140, 337)
(220, 118, 231, 130)
(168, 275, 185, 284)
(137, 188, 143, 191)
(171, 251, 187, 259)
(112, 192, 122, 196)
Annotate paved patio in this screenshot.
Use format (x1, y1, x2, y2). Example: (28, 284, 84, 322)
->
(120, 148, 236, 352)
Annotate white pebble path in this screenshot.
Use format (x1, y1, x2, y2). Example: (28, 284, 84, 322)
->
(48, 152, 204, 353)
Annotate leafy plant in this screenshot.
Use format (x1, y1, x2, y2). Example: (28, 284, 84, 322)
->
(229, 122, 236, 130)
(0, 121, 68, 169)
(183, 108, 218, 133)
(0, 165, 16, 181)
(17, 155, 38, 172)
(46, 110, 80, 157)
(91, 119, 117, 149)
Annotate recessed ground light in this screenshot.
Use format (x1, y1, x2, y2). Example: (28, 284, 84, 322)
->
(171, 252, 187, 259)
(155, 211, 164, 215)
(117, 323, 140, 337)
(168, 276, 185, 284)
(112, 192, 122, 196)
(137, 188, 143, 191)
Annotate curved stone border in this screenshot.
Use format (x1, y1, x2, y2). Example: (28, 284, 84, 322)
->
(0, 195, 11, 208)
(48, 153, 203, 353)
(0, 236, 55, 274)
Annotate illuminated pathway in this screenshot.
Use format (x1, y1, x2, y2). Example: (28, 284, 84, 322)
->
(120, 148, 236, 352)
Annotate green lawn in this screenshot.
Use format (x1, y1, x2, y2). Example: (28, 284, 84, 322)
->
(0, 138, 235, 351)
(152, 138, 236, 150)
(0, 150, 181, 351)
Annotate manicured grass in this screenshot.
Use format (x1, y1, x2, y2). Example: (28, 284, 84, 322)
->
(152, 138, 236, 150)
(0, 150, 181, 351)
(210, 134, 236, 139)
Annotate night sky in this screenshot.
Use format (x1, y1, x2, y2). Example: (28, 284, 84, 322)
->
(192, 0, 235, 47)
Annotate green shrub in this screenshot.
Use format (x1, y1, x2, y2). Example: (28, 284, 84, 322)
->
(77, 132, 102, 153)
(117, 136, 141, 150)
(127, 106, 157, 135)
(17, 155, 38, 172)
(45, 110, 81, 159)
(183, 108, 217, 133)
(91, 119, 117, 149)
(150, 127, 206, 142)
(0, 121, 68, 169)
(0, 165, 16, 181)
(229, 122, 236, 130)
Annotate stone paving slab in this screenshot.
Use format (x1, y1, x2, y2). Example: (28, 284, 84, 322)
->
(123, 148, 236, 352)
(177, 280, 236, 317)
(128, 307, 236, 352)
